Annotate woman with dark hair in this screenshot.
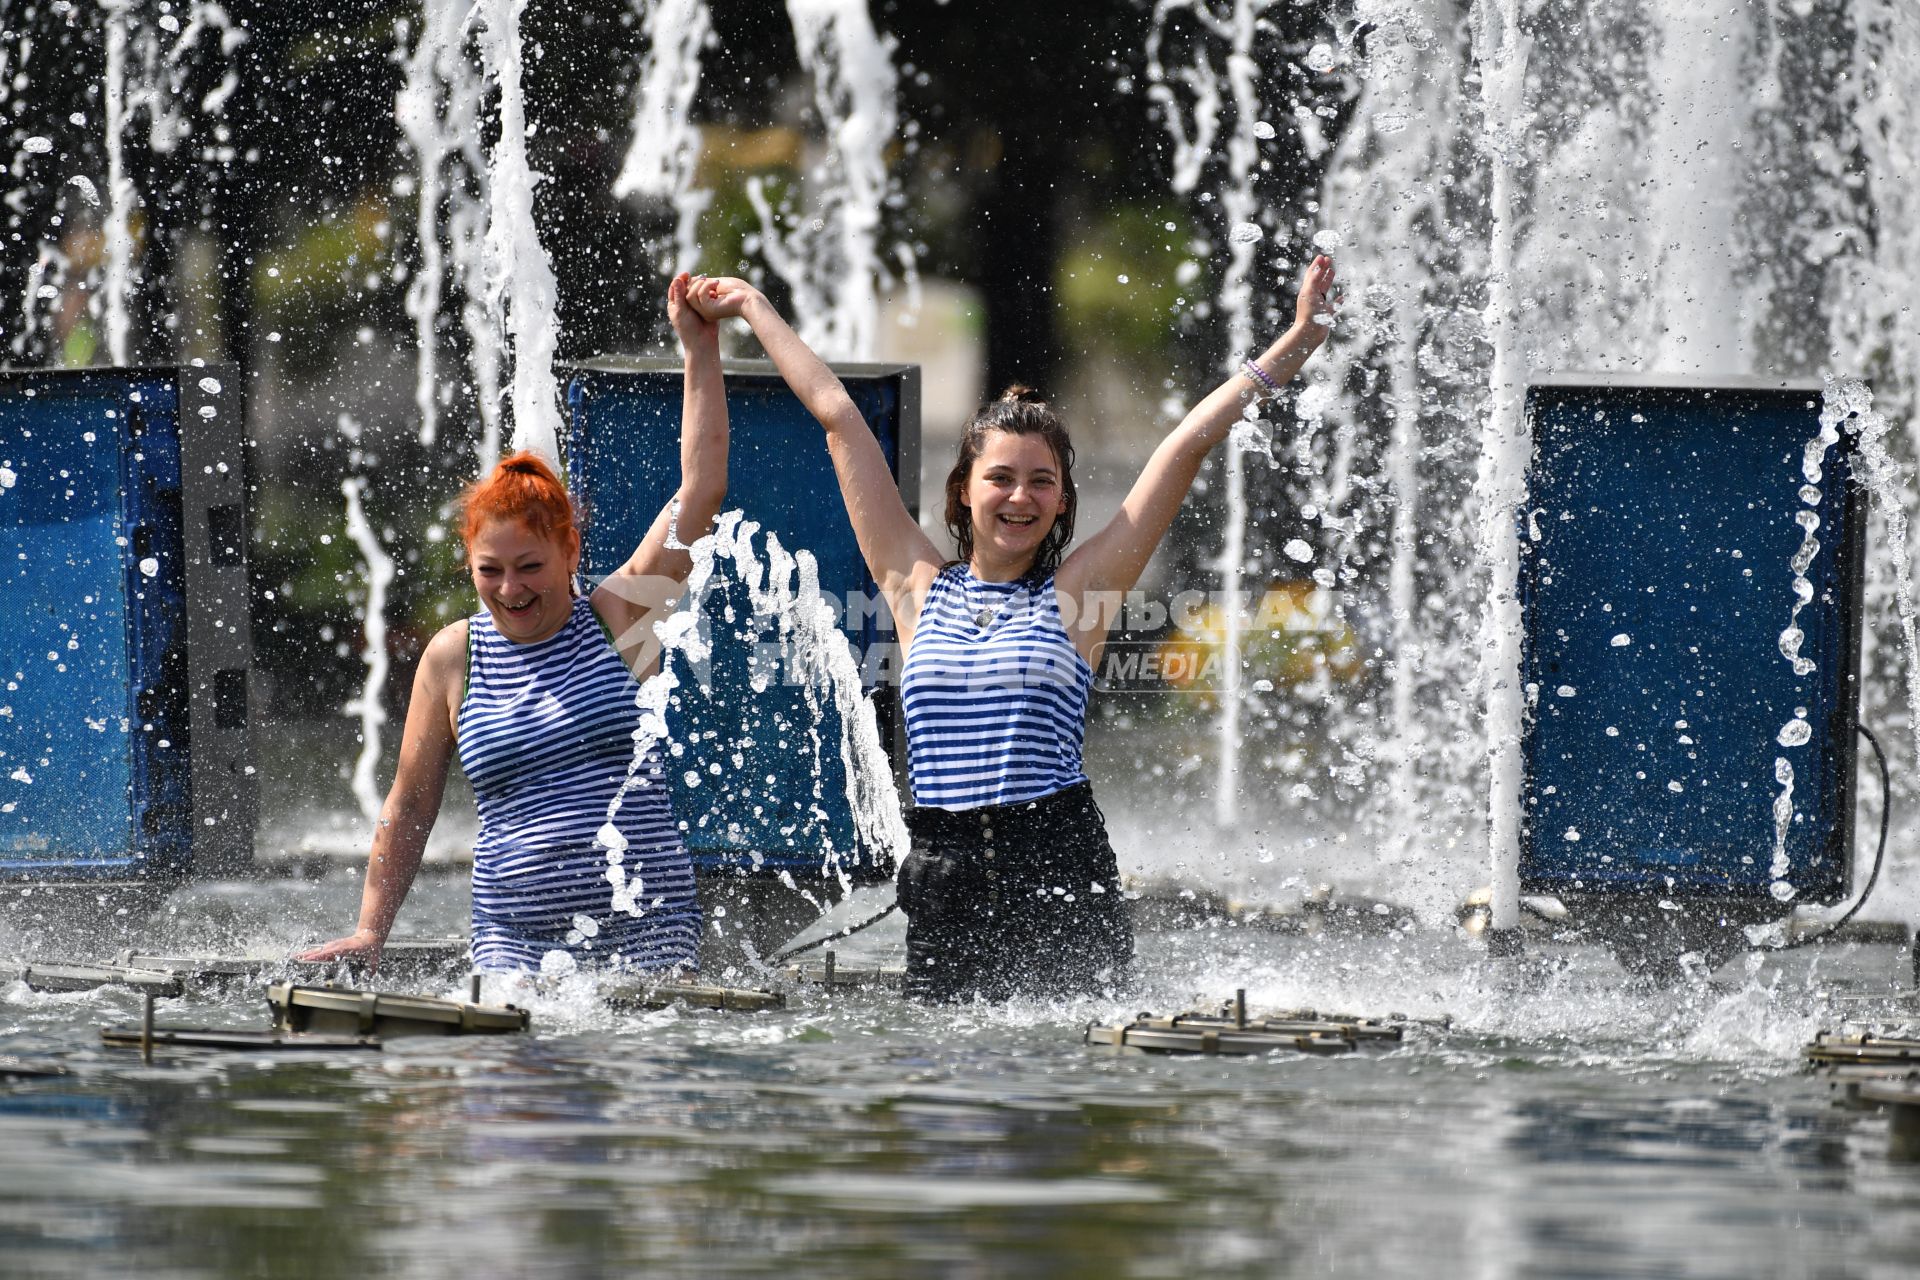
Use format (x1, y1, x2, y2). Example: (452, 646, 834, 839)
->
(298, 272, 729, 975)
(687, 257, 1334, 1000)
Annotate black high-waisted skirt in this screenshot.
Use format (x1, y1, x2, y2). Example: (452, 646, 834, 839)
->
(897, 781, 1134, 1002)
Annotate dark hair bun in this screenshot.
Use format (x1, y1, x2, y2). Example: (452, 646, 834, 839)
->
(998, 384, 1047, 405)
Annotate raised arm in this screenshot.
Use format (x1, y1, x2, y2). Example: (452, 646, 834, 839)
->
(294, 620, 462, 971)
(594, 271, 730, 676)
(687, 278, 942, 613)
(1057, 255, 1336, 654)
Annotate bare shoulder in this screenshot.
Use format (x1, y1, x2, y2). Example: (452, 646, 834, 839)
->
(417, 619, 469, 693)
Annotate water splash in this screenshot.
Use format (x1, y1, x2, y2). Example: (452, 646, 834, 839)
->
(598, 512, 908, 922)
(340, 472, 394, 824)
(473, 0, 563, 464)
(614, 0, 714, 279)
(1765, 410, 1840, 897)
(718, 515, 908, 870)
(1825, 378, 1920, 774)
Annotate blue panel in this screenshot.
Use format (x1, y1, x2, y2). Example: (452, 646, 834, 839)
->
(568, 367, 907, 879)
(123, 382, 193, 878)
(1520, 384, 1864, 901)
(0, 371, 193, 880)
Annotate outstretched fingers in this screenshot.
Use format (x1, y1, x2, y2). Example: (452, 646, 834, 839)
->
(1296, 253, 1337, 331)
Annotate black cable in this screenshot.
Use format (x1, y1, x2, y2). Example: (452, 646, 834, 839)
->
(769, 900, 899, 962)
(1773, 722, 1891, 950)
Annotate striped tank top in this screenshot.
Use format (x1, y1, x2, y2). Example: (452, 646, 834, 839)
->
(458, 595, 700, 973)
(900, 564, 1093, 810)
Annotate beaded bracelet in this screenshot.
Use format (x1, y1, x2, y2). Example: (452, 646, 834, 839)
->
(1241, 358, 1282, 395)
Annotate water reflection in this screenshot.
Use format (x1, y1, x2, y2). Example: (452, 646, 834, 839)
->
(5, 925, 1920, 1276)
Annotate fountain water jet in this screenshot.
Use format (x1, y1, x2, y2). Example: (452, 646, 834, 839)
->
(614, 0, 714, 280)
(340, 471, 395, 825)
(748, 0, 900, 362)
(1467, 0, 1529, 936)
(99, 0, 133, 365)
(1644, 5, 1754, 373)
(1315, 0, 1466, 872)
(1143, 0, 1289, 833)
(474, 0, 563, 464)
(395, 1, 466, 449)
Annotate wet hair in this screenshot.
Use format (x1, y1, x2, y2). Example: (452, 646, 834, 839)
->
(458, 450, 581, 558)
(944, 385, 1078, 582)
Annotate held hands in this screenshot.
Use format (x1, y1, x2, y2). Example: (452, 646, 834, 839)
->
(1293, 254, 1337, 345)
(667, 271, 720, 350)
(681, 276, 763, 323)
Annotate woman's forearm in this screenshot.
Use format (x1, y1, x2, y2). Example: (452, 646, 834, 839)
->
(739, 294, 861, 431)
(1248, 321, 1326, 393)
(677, 336, 728, 528)
(1173, 321, 1327, 459)
(352, 797, 437, 942)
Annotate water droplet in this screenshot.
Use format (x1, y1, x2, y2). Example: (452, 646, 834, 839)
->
(1311, 229, 1345, 252)
(1777, 719, 1812, 748)
(138, 557, 159, 578)
(1305, 42, 1337, 72)
(1556, 684, 1576, 698)
(1283, 539, 1313, 563)
(539, 949, 578, 976)
(1667, 780, 1683, 793)
(1564, 827, 1581, 842)
(1769, 880, 1797, 902)
(1229, 222, 1264, 246)
(1252, 120, 1276, 140)
(22, 136, 52, 155)
(1610, 633, 1631, 647)
(1374, 112, 1409, 136)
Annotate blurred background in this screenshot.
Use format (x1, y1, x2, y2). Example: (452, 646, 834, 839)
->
(3, 0, 1911, 923)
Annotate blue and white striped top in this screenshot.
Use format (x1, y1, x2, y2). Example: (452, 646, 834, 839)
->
(458, 595, 700, 973)
(900, 564, 1093, 811)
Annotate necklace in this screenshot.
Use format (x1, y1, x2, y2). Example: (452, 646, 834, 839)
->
(967, 576, 1022, 631)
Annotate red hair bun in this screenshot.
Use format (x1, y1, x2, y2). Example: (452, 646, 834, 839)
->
(459, 450, 579, 550)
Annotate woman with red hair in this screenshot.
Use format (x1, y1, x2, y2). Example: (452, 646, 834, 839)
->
(299, 272, 728, 975)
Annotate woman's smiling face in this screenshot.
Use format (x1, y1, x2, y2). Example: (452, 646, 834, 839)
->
(468, 516, 580, 644)
(963, 429, 1068, 573)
